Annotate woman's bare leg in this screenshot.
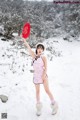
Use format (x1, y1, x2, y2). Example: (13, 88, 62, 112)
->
(35, 84, 40, 103)
(43, 78, 55, 103)
(35, 84, 42, 116)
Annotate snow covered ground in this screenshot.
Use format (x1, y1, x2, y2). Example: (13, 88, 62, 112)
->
(0, 36, 80, 120)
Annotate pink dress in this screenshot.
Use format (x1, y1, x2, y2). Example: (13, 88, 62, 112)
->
(33, 55, 44, 84)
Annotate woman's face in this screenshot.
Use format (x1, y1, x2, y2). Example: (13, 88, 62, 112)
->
(37, 47, 43, 55)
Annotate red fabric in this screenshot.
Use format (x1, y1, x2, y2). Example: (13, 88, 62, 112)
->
(22, 23, 30, 39)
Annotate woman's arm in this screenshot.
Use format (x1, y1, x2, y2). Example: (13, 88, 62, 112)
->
(23, 38, 36, 58)
(42, 56, 48, 80)
(42, 56, 47, 74)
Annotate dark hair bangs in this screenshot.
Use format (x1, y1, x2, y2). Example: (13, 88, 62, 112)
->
(37, 44, 44, 50)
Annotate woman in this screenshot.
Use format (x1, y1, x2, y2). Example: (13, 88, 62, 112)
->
(23, 38, 58, 116)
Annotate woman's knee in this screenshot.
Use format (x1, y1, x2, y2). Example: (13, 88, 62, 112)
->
(43, 82, 50, 93)
(45, 87, 50, 93)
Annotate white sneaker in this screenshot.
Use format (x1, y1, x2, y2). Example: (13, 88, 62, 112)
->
(51, 101, 58, 115)
(36, 102, 42, 116)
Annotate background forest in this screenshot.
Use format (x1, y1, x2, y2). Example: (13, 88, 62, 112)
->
(0, 0, 80, 45)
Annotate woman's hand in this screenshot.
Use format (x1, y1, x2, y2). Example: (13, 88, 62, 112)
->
(20, 34, 26, 43)
(42, 71, 47, 80)
(22, 37, 27, 44)
(23, 38, 27, 42)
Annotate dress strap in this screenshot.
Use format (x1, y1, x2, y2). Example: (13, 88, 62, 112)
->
(32, 55, 40, 64)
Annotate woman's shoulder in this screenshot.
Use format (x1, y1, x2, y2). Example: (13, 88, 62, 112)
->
(41, 54, 47, 60)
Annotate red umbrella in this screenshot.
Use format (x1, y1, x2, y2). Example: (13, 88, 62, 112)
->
(22, 22, 31, 39)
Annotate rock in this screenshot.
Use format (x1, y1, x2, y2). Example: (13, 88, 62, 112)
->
(15, 84, 18, 86)
(22, 69, 24, 72)
(2, 54, 5, 57)
(30, 70, 34, 73)
(1, 38, 7, 41)
(0, 95, 8, 103)
(63, 37, 69, 41)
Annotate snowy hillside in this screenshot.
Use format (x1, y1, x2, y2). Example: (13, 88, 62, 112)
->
(0, 37, 80, 120)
